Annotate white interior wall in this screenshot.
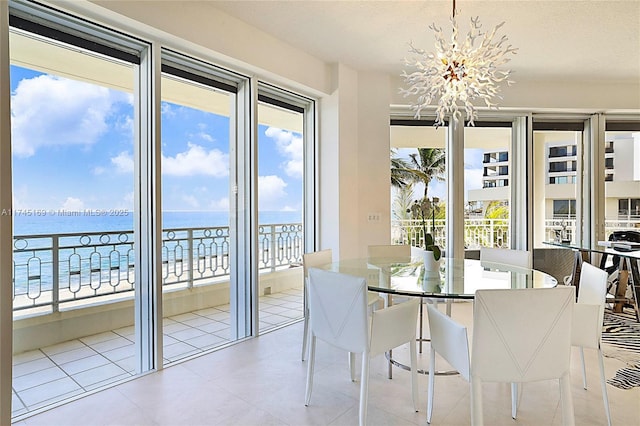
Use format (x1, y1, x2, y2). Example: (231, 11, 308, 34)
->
(390, 75, 640, 112)
(356, 71, 392, 256)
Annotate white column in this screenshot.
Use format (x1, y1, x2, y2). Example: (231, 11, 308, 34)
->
(447, 119, 465, 259)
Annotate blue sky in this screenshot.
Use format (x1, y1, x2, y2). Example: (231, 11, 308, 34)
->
(10, 65, 303, 214)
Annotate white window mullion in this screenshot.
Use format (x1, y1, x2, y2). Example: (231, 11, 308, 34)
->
(134, 41, 163, 373)
(447, 119, 464, 259)
(229, 76, 255, 339)
(584, 114, 606, 248)
(511, 115, 532, 254)
(0, 2, 14, 423)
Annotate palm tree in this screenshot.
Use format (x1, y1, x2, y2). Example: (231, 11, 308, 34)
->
(406, 148, 446, 199)
(390, 149, 414, 189)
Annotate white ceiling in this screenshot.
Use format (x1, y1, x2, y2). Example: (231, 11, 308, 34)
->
(208, 0, 640, 84)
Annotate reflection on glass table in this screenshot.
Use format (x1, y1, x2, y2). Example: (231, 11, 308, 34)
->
(319, 257, 557, 299)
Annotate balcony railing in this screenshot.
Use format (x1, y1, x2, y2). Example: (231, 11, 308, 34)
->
(13, 223, 303, 314)
(14, 218, 638, 314)
(391, 218, 639, 250)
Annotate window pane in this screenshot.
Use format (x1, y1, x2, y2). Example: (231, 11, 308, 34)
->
(10, 29, 136, 417)
(257, 100, 305, 333)
(604, 129, 640, 232)
(160, 67, 236, 364)
(533, 130, 581, 246)
(390, 124, 447, 251)
(465, 126, 512, 249)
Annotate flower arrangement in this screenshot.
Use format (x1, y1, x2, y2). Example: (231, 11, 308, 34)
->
(408, 199, 441, 261)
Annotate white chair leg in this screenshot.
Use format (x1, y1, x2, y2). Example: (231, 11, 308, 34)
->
(597, 349, 612, 426)
(580, 346, 587, 389)
(511, 382, 518, 419)
(359, 353, 370, 426)
(470, 376, 483, 426)
(301, 313, 309, 361)
(349, 352, 357, 382)
(427, 346, 436, 424)
(559, 372, 576, 426)
(410, 339, 419, 412)
(305, 334, 316, 406)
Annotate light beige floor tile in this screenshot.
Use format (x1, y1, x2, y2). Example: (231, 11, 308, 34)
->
(48, 346, 97, 365)
(78, 331, 121, 346)
(12, 356, 57, 378)
(40, 339, 86, 356)
(13, 350, 46, 365)
(72, 363, 129, 388)
(101, 343, 135, 362)
(18, 376, 82, 408)
(195, 320, 228, 333)
(59, 354, 111, 375)
(13, 366, 68, 392)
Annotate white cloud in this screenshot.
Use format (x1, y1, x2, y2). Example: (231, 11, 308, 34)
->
(258, 175, 287, 210)
(208, 197, 229, 211)
(162, 143, 228, 177)
(181, 194, 200, 209)
(11, 75, 116, 157)
(264, 127, 303, 178)
(161, 102, 175, 117)
(111, 151, 134, 174)
(61, 197, 84, 211)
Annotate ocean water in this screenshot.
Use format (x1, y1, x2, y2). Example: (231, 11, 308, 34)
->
(12, 210, 302, 236)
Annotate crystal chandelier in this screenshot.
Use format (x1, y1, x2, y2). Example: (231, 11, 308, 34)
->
(401, 0, 517, 126)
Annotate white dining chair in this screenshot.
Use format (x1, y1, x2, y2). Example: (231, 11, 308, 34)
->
(302, 250, 383, 368)
(572, 261, 611, 426)
(426, 303, 470, 424)
(368, 244, 436, 359)
(305, 268, 420, 426)
(480, 247, 531, 269)
(471, 286, 575, 426)
(301, 249, 333, 361)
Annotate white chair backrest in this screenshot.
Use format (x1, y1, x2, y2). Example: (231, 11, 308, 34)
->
(370, 299, 419, 357)
(307, 268, 369, 353)
(471, 286, 574, 383)
(303, 249, 332, 278)
(368, 244, 411, 259)
(480, 247, 531, 269)
(426, 304, 470, 381)
(578, 261, 608, 307)
(573, 261, 608, 347)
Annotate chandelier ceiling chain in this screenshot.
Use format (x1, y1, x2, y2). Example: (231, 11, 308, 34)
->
(401, 0, 518, 127)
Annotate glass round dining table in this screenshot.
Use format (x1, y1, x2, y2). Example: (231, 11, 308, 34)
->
(317, 256, 558, 376)
(318, 256, 558, 299)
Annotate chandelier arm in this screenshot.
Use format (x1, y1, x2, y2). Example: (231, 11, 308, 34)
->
(401, 0, 516, 126)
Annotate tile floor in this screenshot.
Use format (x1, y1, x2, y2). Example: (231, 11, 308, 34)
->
(11, 288, 303, 420)
(13, 301, 640, 425)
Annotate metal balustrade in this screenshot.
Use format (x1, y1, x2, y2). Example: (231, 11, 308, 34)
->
(391, 218, 639, 249)
(13, 223, 303, 314)
(13, 218, 637, 314)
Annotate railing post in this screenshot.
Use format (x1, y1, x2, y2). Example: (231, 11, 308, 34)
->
(489, 219, 494, 248)
(52, 235, 59, 313)
(270, 226, 277, 272)
(187, 229, 194, 289)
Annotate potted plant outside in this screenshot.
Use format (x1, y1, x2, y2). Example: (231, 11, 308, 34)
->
(408, 199, 441, 271)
